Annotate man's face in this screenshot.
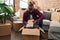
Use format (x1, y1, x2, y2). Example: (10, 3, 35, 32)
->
(28, 6, 34, 11)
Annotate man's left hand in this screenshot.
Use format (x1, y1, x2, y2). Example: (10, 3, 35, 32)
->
(33, 20, 37, 24)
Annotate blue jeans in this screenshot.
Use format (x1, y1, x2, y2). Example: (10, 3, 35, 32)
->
(33, 21, 43, 28)
(39, 21, 43, 28)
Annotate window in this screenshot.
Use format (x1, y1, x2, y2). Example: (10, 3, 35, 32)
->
(5, 0, 14, 12)
(0, 0, 14, 7)
(5, 0, 14, 6)
(20, 0, 28, 9)
(0, 0, 14, 14)
(0, 0, 5, 3)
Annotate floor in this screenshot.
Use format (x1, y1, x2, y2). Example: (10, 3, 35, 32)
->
(0, 28, 48, 40)
(0, 35, 11, 40)
(11, 29, 22, 40)
(0, 28, 22, 40)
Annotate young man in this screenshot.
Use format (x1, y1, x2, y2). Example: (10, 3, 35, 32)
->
(23, 2, 44, 27)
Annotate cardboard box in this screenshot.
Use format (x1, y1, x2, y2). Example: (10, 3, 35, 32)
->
(13, 21, 23, 31)
(0, 23, 11, 36)
(51, 12, 60, 22)
(22, 28, 40, 40)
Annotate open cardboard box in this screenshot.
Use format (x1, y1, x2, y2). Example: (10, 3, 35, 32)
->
(22, 28, 40, 40)
(18, 19, 45, 40)
(19, 19, 45, 40)
(19, 26, 45, 40)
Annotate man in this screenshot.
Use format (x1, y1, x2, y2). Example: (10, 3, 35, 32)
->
(23, 2, 44, 27)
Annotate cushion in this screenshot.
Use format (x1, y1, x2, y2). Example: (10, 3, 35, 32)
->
(49, 21, 60, 32)
(43, 11, 51, 20)
(43, 19, 50, 25)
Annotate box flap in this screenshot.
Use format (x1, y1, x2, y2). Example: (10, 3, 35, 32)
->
(22, 28, 40, 36)
(13, 21, 22, 23)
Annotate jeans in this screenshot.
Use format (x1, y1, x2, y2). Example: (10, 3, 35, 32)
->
(33, 21, 43, 28)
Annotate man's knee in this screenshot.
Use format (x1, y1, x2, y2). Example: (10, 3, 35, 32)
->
(39, 21, 43, 27)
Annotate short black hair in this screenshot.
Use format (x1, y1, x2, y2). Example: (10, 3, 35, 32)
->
(29, 2, 34, 7)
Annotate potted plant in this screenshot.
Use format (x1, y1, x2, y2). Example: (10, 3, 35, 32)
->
(0, 3, 14, 24)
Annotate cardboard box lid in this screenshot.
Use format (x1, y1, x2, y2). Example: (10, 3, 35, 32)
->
(22, 28, 40, 36)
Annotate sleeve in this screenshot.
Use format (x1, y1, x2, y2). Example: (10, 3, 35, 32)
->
(23, 11, 28, 24)
(36, 9, 44, 23)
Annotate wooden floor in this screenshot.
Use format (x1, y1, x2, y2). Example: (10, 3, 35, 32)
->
(0, 28, 48, 40)
(0, 35, 11, 40)
(0, 29, 22, 40)
(11, 29, 22, 40)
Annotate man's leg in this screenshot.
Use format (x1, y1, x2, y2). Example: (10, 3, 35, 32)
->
(39, 21, 43, 28)
(38, 21, 43, 40)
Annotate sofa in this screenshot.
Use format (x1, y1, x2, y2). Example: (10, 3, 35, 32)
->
(47, 12, 60, 40)
(42, 11, 51, 31)
(48, 21, 60, 40)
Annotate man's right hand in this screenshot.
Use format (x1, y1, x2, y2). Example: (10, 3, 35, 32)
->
(33, 20, 37, 24)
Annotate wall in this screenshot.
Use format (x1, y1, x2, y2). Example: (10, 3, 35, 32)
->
(14, 0, 20, 12)
(40, 0, 60, 10)
(30, 0, 60, 10)
(14, 0, 60, 18)
(20, 9, 25, 18)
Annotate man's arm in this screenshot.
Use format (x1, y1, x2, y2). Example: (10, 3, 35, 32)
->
(23, 11, 28, 25)
(36, 9, 44, 23)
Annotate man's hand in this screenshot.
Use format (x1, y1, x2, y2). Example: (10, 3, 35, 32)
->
(33, 20, 37, 24)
